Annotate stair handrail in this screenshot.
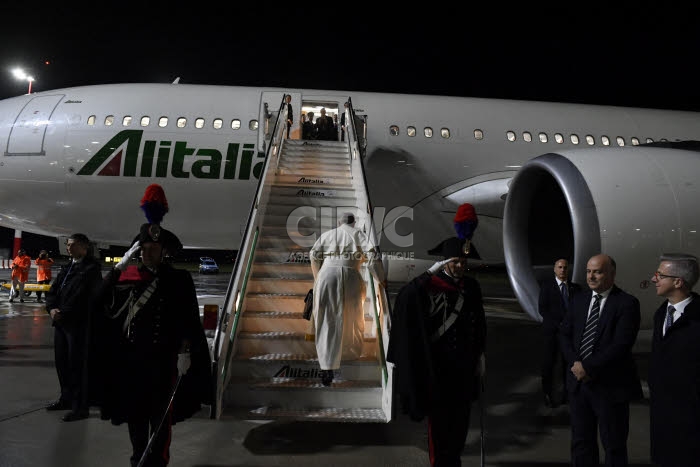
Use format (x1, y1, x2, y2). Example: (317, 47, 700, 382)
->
(211, 93, 288, 419)
(345, 98, 394, 418)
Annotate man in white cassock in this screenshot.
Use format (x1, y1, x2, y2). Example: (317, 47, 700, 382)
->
(309, 212, 386, 386)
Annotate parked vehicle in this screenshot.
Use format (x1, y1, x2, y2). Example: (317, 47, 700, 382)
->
(199, 257, 219, 274)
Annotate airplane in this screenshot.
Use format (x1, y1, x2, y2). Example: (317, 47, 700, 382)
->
(1, 82, 700, 330)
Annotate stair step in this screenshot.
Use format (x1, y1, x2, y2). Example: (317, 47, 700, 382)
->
(224, 380, 382, 411)
(251, 262, 313, 276)
(272, 175, 352, 187)
(247, 277, 313, 294)
(235, 331, 377, 355)
(240, 406, 388, 423)
(239, 310, 375, 333)
(277, 167, 350, 177)
(266, 195, 358, 207)
(228, 354, 381, 383)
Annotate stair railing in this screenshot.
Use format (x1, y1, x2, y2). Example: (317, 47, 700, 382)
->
(211, 93, 288, 419)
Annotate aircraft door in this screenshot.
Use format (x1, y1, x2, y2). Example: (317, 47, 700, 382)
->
(5, 94, 65, 156)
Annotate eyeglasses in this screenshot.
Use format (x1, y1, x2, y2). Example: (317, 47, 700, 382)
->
(653, 271, 680, 280)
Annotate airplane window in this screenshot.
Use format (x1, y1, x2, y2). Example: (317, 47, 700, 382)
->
(570, 134, 579, 145)
(213, 118, 223, 129)
(390, 125, 399, 136)
(195, 118, 205, 129)
(158, 117, 168, 128)
(87, 115, 96, 126)
(586, 135, 595, 145)
(660, 138, 668, 142)
(506, 131, 516, 142)
(140, 116, 150, 127)
(616, 136, 625, 146)
(177, 118, 186, 128)
(539, 132, 548, 143)
(523, 131, 532, 142)
(424, 127, 433, 138)
(249, 120, 258, 131)
(104, 116, 114, 126)
(601, 135, 610, 146)
(407, 126, 416, 137)
(231, 119, 241, 130)
(441, 128, 450, 139)
(631, 137, 640, 145)
(646, 137, 654, 143)
(122, 116, 132, 126)
(474, 129, 483, 140)
(555, 133, 563, 144)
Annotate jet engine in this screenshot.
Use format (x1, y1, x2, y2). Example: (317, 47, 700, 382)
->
(503, 143, 700, 329)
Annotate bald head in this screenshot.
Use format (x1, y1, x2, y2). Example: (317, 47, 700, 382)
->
(586, 254, 616, 293)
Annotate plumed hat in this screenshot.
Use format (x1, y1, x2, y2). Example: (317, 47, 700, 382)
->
(133, 223, 182, 257)
(428, 236, 480, 259)
(453, 203, 478, 240)
(131, 184, 181, 256)
(140, 184, 169, 224)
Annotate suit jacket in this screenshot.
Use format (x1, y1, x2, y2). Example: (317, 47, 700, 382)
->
(559, 285, 642, 402)
(538, 278, 581, 332)
(649, 293, 700, 466)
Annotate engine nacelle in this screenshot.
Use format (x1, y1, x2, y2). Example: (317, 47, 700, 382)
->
(504, 144, 700, 329)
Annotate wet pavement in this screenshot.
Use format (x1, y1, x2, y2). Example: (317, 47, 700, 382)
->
(0, 268, 655, 466)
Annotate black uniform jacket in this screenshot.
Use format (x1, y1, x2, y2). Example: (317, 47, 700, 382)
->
(94, 264, 213, 425)
(559, 285, 642, 402)
(538, 278, 581, 331)
(45, 256, 103, 332)
(387, 271, 486, 421)
(649, 293, 700, 467)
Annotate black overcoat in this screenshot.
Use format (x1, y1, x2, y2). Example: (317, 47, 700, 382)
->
(94, 264, 213, 425)
(387, 271, 486, 421)
(649, 293, 700, 467)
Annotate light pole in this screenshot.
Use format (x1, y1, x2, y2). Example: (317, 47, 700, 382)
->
(11, 68, 35, 94)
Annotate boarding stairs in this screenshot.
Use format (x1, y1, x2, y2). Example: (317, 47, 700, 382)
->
(211, 96, 393, 423)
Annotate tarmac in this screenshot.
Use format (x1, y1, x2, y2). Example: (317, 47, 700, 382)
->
(0, 268, 656, 467)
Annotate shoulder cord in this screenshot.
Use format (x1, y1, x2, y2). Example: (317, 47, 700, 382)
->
(123, 278, 159, 336)
(430, 293, 464, 343)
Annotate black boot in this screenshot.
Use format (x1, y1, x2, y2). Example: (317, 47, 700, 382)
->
(321, 369, 334, 386)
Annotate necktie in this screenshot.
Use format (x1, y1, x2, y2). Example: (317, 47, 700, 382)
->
(579, 294, 601, 361)
(60, 261, 74, 289)
(664, 305, 675, 335)
(560, 282, 569, 307)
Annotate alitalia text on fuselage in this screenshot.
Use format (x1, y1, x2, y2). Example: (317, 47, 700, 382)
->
(76, 130, 264, 180)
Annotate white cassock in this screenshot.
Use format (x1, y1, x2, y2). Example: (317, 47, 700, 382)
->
(309, 224, 385, 370)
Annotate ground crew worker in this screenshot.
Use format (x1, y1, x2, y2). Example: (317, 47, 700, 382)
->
(35, 249, 54, 303)
(9, 248, 31, 303)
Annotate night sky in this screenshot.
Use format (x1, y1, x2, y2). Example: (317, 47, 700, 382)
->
(1, 6, 699, 111)
(1, 5, 699, 258)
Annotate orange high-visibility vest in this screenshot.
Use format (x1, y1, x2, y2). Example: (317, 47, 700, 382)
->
(11, 255, 31, 283)
(35, 257, 54, 282)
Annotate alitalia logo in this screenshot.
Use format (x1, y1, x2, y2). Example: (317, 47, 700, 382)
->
(274, 365, 322, 378)
(77, 130, 264, 179)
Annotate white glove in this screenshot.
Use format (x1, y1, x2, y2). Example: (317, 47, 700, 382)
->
(115, 241, 140, 271)
(428, 258, 454, 275)
(177, 352, 191, 376)
(476, 353, 486, 377)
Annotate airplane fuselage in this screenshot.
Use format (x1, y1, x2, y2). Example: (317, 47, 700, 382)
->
(3, 83, 700, 327)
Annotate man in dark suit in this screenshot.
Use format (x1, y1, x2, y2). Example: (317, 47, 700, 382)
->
(648, 253, 700, 467)
(539, 258, 581, 408)
(559, 254, 642, 467)
(45, 233, 103, 422)
(284, 94, 293, 139)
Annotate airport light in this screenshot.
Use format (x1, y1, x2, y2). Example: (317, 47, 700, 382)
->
(11, 68, 35, 94)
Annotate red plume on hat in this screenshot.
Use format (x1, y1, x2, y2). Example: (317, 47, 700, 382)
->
(140, 184, 169, 225)
(453, 203, 478, 240)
